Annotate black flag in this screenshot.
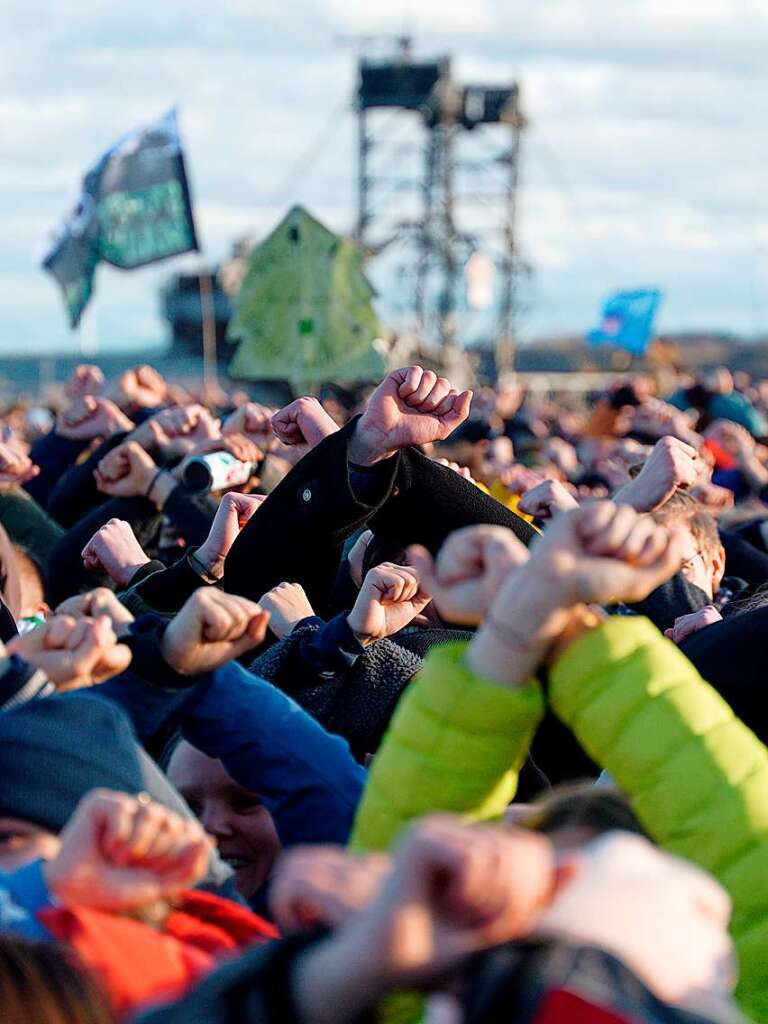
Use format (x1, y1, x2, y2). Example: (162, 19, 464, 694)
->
(42, 109, 199, 328)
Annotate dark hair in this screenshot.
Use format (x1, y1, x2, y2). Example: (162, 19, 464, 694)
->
(0, 934, 114, 1024)
(521, 782, 646, 840)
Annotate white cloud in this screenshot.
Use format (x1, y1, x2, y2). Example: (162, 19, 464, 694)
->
(2, 0, 768, 348)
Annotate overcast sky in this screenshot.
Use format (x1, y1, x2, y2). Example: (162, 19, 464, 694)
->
(3, 0, 768, 353)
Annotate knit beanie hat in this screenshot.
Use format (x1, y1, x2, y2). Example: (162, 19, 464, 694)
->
(0, 693, 144, 833)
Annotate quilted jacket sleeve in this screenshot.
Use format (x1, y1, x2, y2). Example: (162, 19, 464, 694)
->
(349, 641, 544, 852)
(549, 615, 768, 1023)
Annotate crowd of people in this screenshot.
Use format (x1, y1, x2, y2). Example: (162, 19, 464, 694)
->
(0, 358, 766, 1022)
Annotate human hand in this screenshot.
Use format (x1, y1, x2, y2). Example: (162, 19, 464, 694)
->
(45, 789, 212, 912)
(135, 404, 221, 457)
(664, 605, 722, 645)
(109, 364, 168, 410)
(64, 363, 105, 399)
(408, 525, 529, 626)
(349, 366, 472, 465)
(81, 518, 151, 587)
(613, 436, 701, 512)
(56, 588, 135, 635)
(706, 419, 756, 460)
(94, 440, 158, 498)
(688, 480, 734, 513)
(434, 458, 477, 484)
(338, 816, 555, 986)
(197, 492, 266, 579)
(543, 437, 579, 478)
(347, 530, 373, 588)
(0, 442, 38, 486)
(347, 563, 431, 644)
(271, 846, 392, 933)
(258, 582, 315, 640)
(57, 396, 134, 441)
(223, 402, 275, 446)
(631, 399, 701, 446)
(498, 464, 546, 495)
(161, 589, 270, 674)
(519, 502, 684, 610)
(272, 397, 339, 460)
(7, 613, 132, 689)
(518, 479, 579, 520)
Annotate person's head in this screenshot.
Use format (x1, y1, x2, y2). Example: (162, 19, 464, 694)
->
(0, 935, 113, 1024)
(514, 782, 646, 853)
(0, 694, 143, 870)
(166, 740, 281, 902)
(652, 492, 725, 600)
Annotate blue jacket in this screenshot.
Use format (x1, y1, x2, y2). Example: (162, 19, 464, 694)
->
(100, 655, 367, 848)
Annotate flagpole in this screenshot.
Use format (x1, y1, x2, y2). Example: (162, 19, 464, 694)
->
(198, 268, 219, 399)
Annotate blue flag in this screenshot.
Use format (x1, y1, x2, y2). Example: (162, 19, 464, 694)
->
(587, 289, 662, 356)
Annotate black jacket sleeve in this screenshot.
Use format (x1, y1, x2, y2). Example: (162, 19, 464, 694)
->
(223, 417, 537, 612)
(625, 573, 710, 632)
(679, 603, 768, 746)
(369, 445, 537, 554)
(222, 419, 399, 611)
(46, 431, 129, 527)
(163, 484, 218, 547)
(46, 496, 162, 605)
(24, 431, 89, 507)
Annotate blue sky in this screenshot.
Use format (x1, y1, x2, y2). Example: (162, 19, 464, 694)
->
(3, 0, 768, 353)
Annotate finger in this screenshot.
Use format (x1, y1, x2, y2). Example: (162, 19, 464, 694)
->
(201, 600, 237, 642)
(405, 369, 437, 407)
(44, 615, 78, 649)
(573, 501, 617, 540)
(397, 365, 424, 400)
(406, 544, 438, 592)
(62, 618, 93, 651)
(99, 796, 139, 860)
(612, 517, 659, 563)
(115, 803, 171, 864)
(418, 377, 451, 414)
(432, 388, 459, 418)
(441, 389, 473, 427)
(92, 643, 133, 682)
(585, 504, 641, 557)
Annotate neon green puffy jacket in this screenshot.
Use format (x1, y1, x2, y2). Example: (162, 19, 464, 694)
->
(350, 618, 768, 1021)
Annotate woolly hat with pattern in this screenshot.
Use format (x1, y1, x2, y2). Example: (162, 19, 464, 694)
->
(0, 693, 144, 833)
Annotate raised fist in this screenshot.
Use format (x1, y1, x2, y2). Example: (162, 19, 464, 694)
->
(258, 582, 315, 640)
(408, 525, 528, 626)
(162, 589, 270, 674)
(272, 397, 339, 458)
(81, 518, 151, 587)
(347, 562, 431, 644)
(45, 789, 211, 911)
(94, 441, 158, 498)
(518, 479, 579, 520)
(613, 436, 701, 512)
(64, 363, 105, 399)
(57, 396, 134, 441)
(349, 366, 472, 465)
(7, 613, 132, 690)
